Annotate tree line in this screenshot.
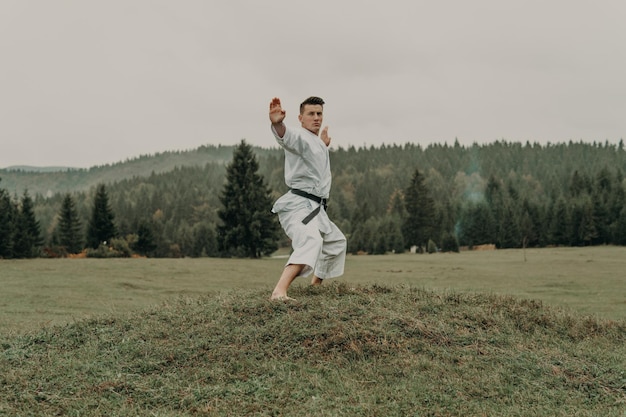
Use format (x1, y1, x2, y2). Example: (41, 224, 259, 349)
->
(1, 139, 625, 259)
(0, 188, 42, 258)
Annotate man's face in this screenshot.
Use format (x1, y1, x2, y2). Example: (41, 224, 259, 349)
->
(298, 104, 323, 135)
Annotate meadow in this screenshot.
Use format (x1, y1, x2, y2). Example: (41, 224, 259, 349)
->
(1, 246, 624, 334)
(1, 247, 625, 416)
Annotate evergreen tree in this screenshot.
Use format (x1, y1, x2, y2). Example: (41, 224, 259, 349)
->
(458, 201, 495, 247)
(57, 193, 83, 254)
(568, 201, 585, 246)
(362, 217, 380, 254)
(132, 220, 157, 256)
(0, 183, 16, 258)
(485, 174, 501, 206)
(609, 176, 626, 244)
(497, 203, 521, 249)
(191, 221, 218, 257)
(149, 209, 169, 257)
(591, 191, 610, 245)
(440, 231, 460, 252)
(13, 191, 43, 258)
(486, 177, 521, 248)
(613, 207, 626, 245)
(436, 201, 457, 250)
(86, 184, 117, 249)
(548, 197, 569, 246)
(578, 198, 598, 246)
(402, 168, 435, 250)
(385, 214, 405, 254)
(217, 140, 280, 258)
(519, 199, 541, 247)
(569, 170, 588, 197)
(373, 219, 388, 255)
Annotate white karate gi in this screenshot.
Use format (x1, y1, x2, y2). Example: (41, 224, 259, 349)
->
(271, 125, 346, 279)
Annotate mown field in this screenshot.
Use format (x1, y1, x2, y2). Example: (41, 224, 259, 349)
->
(1, 246, 624, 334)
(1, 247, 625, 416)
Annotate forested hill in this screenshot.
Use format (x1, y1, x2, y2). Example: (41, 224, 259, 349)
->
(5, 139, 625, 199)
(3, 139, 626, 258)
(0, 144, 279, 197)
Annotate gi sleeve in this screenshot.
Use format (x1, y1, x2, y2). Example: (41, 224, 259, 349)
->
(272, 125, 307, 156)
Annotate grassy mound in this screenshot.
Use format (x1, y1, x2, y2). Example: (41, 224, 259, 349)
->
(1, 284, 625, 416)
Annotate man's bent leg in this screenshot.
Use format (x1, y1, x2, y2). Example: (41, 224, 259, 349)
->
(311, 276, 323, 286)
(271, 264, 305, 300)
(314, 223, 347, 279)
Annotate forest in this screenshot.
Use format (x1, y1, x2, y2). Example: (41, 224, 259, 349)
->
(1, 139, 626, 258)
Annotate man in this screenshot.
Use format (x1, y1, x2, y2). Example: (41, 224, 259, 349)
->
(269, 96, 347, 300)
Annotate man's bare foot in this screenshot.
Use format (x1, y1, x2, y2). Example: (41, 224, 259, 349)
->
(270, 294, 296, 301)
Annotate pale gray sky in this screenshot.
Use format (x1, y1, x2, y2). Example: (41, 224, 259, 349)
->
(1, 0, 625, 168)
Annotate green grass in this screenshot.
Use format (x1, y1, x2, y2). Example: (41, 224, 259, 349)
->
(1, 284, 624, 416)
(0, 247, 625, 415)
(1, 246, 625, 335)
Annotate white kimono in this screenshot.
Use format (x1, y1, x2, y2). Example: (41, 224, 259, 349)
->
(272, 125, 346, 279)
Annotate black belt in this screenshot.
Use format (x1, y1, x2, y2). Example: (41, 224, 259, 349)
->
(290, 189, 328, 225)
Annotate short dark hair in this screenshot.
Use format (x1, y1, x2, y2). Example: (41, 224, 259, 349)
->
(300, 96, 325, 114)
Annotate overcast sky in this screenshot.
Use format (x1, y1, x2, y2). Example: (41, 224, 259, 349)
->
(1, 0, 625, 168)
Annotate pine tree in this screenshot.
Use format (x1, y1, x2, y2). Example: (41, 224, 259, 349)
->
(385, 214, 405, 254)
(217, 140, 280, 258)
(519, 200, 538, 248)
(440, 231, 459, 252)
(437, 201, 458, 250)
(497, 203, 522, 249)
(133, 220, 157, 256)
(578, 197, 598, 246)
(458, 201, 495, 247)
(86, 184, 117, 249)
(549, 197, 570, 246)
(0, 183, 16, 258)
(569, 170, 588, 197)
(13, 191, 43, 258)
(57, 193, 83, 254)
(402, 168, 435, 250)
(613, 207, 626, 245)
(485, 174, 501, 206)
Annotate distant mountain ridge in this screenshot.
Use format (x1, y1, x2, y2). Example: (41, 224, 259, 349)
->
(3, 166, 76, 173)
(0, 144, 279, 197)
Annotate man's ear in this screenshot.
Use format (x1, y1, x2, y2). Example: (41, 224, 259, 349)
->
(298, 114, 303, 123)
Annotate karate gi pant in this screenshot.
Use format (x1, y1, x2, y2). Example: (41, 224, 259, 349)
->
(274, 196, 346, 279)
